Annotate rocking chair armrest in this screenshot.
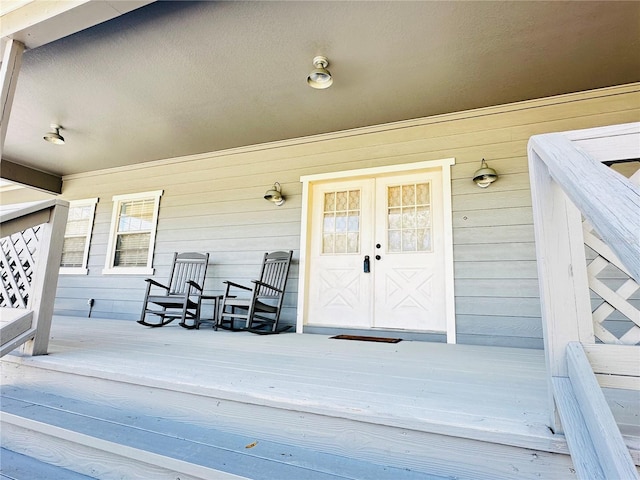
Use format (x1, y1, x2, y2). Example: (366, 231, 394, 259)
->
(144, 278, 170, 291)
(251, 280, 283, 293)
(223, 280, 252, 291)
(186, 280, 204, 292)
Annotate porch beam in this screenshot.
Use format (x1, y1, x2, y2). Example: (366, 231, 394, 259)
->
(1, 1, 155, 50)
(0, 159, 62, 194)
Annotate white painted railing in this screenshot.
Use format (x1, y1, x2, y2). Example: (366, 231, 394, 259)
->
(0, 199, 68, 356)
(528, 123, 640, 479)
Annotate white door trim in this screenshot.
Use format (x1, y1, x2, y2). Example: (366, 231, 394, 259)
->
(297, 158, 457, 343)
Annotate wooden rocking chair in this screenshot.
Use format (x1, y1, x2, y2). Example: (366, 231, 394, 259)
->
(217, 250, 293, 333)
(138, 252, 209, 329)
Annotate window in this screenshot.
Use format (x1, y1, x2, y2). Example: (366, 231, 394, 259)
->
(60, 198, 98, 275)
(103, 190, 163, 275)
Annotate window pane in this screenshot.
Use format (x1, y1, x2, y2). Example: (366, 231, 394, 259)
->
(402, 230, 417, 251)
(388, 208, 401, 229)
(335, 233, 347, 253)
(335, 191, 348, 211)
(418, 228, 431, 251)
(61, 237, 86, 267)
(335, 213, 347, 233)
(323, 234, 334, 253)
(347, 233, 359, 253)
(402, 185, 415, 205)
(114, 233, 150, 266)
(388, 186, 401, 207)
(349, 190, 360, 209)
(416, 183, 430, 205)
(118, 199, 154, 232)
(324, 192, 335, 211)
(402, 208, 416, 228)
(347, 213, 359, 232)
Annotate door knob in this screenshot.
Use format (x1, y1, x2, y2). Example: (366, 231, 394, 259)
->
(364, 255, 370, 273)
(375, 255, 381, 260)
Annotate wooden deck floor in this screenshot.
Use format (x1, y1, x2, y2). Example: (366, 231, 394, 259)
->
(6, 316, 558, 449)
(2, 316, 638, 479)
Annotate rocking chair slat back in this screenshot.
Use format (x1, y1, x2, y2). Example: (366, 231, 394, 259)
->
(169, 253, 208, 294)
(257, 251, 292, 298)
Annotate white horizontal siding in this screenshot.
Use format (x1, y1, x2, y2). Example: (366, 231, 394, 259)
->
(51, 84, 640, 346)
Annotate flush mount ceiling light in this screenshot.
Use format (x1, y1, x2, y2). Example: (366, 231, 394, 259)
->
(307, 55, 333, 89)
(264, 182, 285, 206)
(472, 159, 498, 188)
(43, 124, 65, 145)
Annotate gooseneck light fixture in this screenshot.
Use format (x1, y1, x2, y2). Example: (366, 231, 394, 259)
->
(264, 182, 285, 206)
(307, 56, 333, 89)
(472, 159, 498, 188)
(43, 124, 65, 145)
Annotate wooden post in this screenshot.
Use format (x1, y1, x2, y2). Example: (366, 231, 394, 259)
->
(527, 145, 594, 431)
(1, 38, 24, 154)
(22, 201, 69, 356)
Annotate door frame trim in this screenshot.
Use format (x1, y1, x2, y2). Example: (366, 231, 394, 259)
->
(297, 158, 457, 343)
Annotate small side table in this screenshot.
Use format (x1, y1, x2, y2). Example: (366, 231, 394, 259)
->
(197, 294, 223, 329)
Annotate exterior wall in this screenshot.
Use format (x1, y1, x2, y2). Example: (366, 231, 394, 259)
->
(54, 84, 640, 347)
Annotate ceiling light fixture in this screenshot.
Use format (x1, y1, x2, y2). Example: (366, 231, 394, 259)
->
(472, 159, 498, 188)
(264, 182, 285, 206)
(43, 124, 65, 145)
(307, 56, 333, 89)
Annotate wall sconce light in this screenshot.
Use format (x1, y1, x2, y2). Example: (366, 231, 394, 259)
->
(264, 182, 285, 206)
(307, 56, 333, 89)
(43, 124, 65, 145)
(472, 159, 498, 188)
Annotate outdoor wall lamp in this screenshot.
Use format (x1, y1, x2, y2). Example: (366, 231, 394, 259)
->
(472, 159, 498, 188)
(307, 56, 333, 89)
(264, 182, 285, 206)
(43, 124, 65, 145)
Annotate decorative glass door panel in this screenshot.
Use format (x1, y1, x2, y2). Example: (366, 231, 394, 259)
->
(322, 190, 361, 254)
(387, 182, 432, 253)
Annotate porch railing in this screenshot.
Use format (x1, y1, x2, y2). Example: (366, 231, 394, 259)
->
(0, 199, 69, 356)
(528, 122, 640, 479)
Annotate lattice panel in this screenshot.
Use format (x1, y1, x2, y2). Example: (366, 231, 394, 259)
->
(0, 226, 41, 308)
(584, 221, 640, 345)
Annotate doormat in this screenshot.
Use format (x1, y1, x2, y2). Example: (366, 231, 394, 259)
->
(330, 335, 402, 343)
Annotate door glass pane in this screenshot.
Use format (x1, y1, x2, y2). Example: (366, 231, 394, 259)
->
(387, 182, 431, 253)
(322, 189, 361, 254)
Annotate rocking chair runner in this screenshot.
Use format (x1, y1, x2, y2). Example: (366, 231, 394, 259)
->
(217, 250, 293, 333)
(138, 252, 209, 329)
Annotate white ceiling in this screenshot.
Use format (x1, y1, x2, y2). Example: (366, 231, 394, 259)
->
(2, 1, 639, 179)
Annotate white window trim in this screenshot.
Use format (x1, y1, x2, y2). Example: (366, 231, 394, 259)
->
(102, 190, 163, 275)
(60, 197, 98, 275)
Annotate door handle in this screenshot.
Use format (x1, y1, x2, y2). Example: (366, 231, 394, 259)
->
(364, 255, 370, 273)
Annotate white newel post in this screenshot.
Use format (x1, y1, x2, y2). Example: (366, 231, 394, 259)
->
(528, 143, 594, 432)
(22, 201, 69, 356)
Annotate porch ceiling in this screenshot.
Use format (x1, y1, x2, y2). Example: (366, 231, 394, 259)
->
(2, 1, 639, 180)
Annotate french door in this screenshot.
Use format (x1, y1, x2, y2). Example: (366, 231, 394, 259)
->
(307, 169, 447, 332)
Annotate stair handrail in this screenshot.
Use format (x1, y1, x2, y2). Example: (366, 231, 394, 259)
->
(528, 123, 640, 479)
(0, 198, 69, 356)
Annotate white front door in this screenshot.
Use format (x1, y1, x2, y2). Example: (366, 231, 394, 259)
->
(306, 169, 447, 332)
